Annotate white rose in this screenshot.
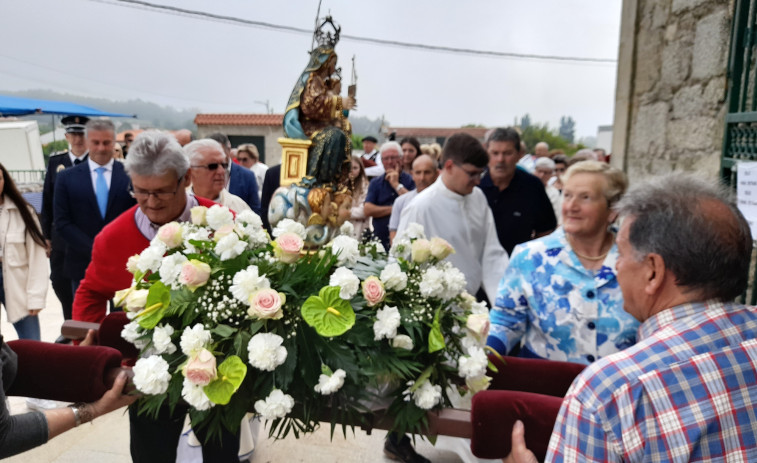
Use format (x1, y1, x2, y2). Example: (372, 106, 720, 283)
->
(190, 206, 208, 226)
(206, 205, 234, 230)
(181, 377, 214, 411)
(126, 254, 140, 274)
(180, 323, 212, 356)
(152, 324, 177, 355)
(466, 375, 492, 394)
(272, 218, 307, 240)
(466, 313, 491, 341)
(458, 347, 488, 379)
(254, 389, 295, 421)
(391, 334, 414, 350)
(329, 267, 360, 299)
(132, 355, 172, 395)
(373, 305, 401, 341)
(247, 333, 287, 371)
(215, 232, 247, 261)
(137, 242, 166, 273)
(159, 252, 188, 288)
(230, 265, 270, 304)
(313, 368, 347, 395)
(330, 235, 360, 266)
(379, 263, 408, 291)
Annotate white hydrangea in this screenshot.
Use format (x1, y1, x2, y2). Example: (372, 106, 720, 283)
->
(247, 333, 287, 371)
(159, 252, 188, 288)
(404, 380, 442, 410)
(313, 368, 347, 395)
(180, 324, 212, 356)
(206, 205, 234, 230)
(457, 346, 488, 379)
(373, 305, 401, 341)
(121, 321, 148, 349)
(330, 235, 360, 266)
(254, 389, 295, 421)
(215, 232, 247, 260)
(132, 355, 172, 395)
(329, 267, 359, 299)
(230, 266, 270, 304)
(391, 334, 414, 350)
(272, 218, 307, 240)
(152, 324, 177, 355)
(183, 227, 211, 254)
(137, 242, 167, 273)
(181, 377, 214, 411)
(380, 263, 408, 291)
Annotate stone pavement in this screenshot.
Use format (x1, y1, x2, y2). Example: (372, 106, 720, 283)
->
(2, 281, 465, 462)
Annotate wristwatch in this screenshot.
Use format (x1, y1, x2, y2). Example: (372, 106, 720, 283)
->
(396, 184, 405, 192)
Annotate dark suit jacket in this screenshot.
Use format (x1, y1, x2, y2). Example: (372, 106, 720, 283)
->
(42, 152, 87, 240)
(261, 164, 281, 232)
(53, 161, 136, 280)
(228, 162, 261, 217)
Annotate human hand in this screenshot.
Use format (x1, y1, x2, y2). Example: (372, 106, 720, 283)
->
(385, 168, 400, 189)
(45, 240, 52, 258)
(90, 370, 139, 418)
(503, 420, 539, 463)
(344, 96, 356, 110)
(80, 329, 97, 346)
(28, 309, 42, 316)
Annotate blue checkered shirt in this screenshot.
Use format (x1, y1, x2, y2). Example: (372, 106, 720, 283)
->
(547, 299, 757, 462)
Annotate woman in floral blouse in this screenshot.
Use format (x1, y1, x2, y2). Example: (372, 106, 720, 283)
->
(487, 161, 639, 365)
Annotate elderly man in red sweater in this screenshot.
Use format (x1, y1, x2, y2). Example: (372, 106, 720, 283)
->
(72, 131, 238, 463)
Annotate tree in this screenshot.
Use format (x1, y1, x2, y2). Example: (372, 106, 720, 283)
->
(519, 114, 532, 131)
(559, 116, 575, 144)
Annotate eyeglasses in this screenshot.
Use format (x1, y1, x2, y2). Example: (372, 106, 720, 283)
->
(129, 177, 183, 201)
(237, 157, 252, 163)
(191, 162, 229, 171)
(453, 162, 486, 180)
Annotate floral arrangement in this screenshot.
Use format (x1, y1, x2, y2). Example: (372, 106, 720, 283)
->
(118, 204, 492, 441)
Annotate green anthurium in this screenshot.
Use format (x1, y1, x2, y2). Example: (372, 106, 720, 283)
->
(428, 308, 445, 353)
(203, 355, 247, 405)
(301, 286, 355, 337)
(136, 281, 171, 329)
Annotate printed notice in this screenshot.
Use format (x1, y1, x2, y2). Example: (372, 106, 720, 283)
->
(737, 162, 757, 238)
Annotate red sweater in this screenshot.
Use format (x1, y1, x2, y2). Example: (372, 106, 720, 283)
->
(73, 197, 218, 323)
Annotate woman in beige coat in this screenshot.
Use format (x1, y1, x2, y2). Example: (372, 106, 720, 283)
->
(0, 163, 48, 340)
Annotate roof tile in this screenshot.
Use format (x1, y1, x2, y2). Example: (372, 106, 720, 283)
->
(194, 114, 284, 126)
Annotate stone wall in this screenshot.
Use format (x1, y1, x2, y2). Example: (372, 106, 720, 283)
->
(613, 0, 733, 182)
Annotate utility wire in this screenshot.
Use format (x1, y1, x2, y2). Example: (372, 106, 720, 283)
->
(89, 0, 617, 64)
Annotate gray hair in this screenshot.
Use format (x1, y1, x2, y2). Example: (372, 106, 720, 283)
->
(124, 131, 189, 178)
(184, 139, 225, 165)
(485, 127, 521, 148)
(85, 119, 115, 138)
(615, 174, 752, 301)
(535, 157, 556, 170)
(562, 160, 627, 207)
(380, 141, 403, 158)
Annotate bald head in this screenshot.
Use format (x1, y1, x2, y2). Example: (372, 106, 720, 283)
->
(534, 142, 550, 158)
(412, 154, 439, 192)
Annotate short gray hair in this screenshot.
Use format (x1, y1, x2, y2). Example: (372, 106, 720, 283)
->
(380, 141, 403, 158)
(562, 160, 627, 207)
(184, 139, 225, 165)
(615, 174, 753, 301)
(124, 131, 189, 179)
(85, 119, 115, 137)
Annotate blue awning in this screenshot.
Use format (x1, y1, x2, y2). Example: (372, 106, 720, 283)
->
(0, 95, 135, 117)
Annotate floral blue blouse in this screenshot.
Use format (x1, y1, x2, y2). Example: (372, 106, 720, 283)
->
(487, 228, 639, 365)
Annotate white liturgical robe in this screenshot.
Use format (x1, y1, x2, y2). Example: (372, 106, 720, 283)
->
(397, 177, 509, 304)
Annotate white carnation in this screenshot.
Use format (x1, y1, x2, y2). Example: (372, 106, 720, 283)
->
(397, 223, 426, 241)
(329, 267, 359, 299)
(419, 264, 466, 301)
(419, 266, 445, 299)
(330, 235, 360, 266)
(389, 237, 412, 260)
(206, 205, 234, 230)
(159, 252, 188, 288)
(441, 265, 467, 300)
(314, 368, 347, 395)
(180, 324, 212, 356)
(183, 228, 211, 254)
(132, 355, 172, 395)
(152, 324, 177, 355)
(380, 263, 408, 291)
(272, 218, 307, 240)
(230, 266, 270, 304)
(339, 221, 354, 237)
(215, 232, 247, 260)
(254, 389, 295, 421)
(404, 380, 442, 410)
(461, 333, 484, 355)
(458, 346, 488, 379)
(247, 333, 287, 371)
(137, 242, 166, 273)
(121, 321, 148, 349)
(181, 377, 214, 411)
(235, 210, 263, 229)
(391, 334, 414, 350)
(373, 305, 401, 341)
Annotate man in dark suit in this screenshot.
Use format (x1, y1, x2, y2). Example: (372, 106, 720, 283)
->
(42, 115, 89, 338)
(206, 133, 261, 217)
(54, 119, 136, 294)
(261, 163, 281, 233)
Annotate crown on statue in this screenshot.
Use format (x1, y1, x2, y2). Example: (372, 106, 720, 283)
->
(313, 16, 341, 49)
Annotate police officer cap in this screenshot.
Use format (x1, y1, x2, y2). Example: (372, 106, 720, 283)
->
(62, 115, 90, 134)
(362, 136, 378, 143)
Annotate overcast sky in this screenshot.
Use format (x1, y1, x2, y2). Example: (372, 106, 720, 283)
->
(0, 0, 622, 138)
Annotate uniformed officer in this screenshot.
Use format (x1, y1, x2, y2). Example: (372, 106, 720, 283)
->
(42, 115, 89, 342)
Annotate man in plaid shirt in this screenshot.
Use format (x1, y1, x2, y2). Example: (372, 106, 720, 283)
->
(507, 174, 757, 463)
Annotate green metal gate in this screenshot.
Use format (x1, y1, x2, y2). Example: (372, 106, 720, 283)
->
(722, 0, 757, 304)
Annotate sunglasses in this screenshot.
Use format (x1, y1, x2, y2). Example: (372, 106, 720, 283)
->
(191, 162, 229, 171)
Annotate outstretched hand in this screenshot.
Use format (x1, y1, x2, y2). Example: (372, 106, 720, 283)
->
(503, 420, 539, 463)
(92, 371, 139, 418)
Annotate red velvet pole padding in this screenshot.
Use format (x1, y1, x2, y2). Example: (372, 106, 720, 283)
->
(99, 312, 139, 362)
(6, 340, 123, 403)
(487, 355, 586, 397)
(470, 390, 564, 460)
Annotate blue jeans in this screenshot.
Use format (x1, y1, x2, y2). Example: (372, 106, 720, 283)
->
(0, 267, 41, 341)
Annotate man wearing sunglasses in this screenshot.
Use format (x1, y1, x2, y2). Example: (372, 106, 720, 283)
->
(207, 133, 261, 217)
(185, 139, 251, 213)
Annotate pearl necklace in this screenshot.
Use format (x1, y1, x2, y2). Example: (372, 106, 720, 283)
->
(567, 234, 611, 261)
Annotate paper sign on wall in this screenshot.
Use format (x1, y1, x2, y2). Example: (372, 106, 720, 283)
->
(737, 162, 757, 239)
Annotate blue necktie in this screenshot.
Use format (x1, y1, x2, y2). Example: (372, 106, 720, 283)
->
(95, 167, 108, 219)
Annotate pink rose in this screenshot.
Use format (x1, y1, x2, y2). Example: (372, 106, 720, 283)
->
(429, 237, 455, 260)
(213, 224, 235, 242)
(275, 232, 304, 263)
(248, 289, 286, 319)
(361, 276, 386, 307)
(179, 259, 211, 291)
(466, 313, 490, 341)
(184, 348, 217, 386)
(156, 222, 183, 249)
(411, 239, 432, 263)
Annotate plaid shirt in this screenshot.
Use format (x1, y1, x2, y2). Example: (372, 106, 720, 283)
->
(546, 299, 757, 462)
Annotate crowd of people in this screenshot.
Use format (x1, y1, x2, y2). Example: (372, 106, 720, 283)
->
(1, 115, 756, 462)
